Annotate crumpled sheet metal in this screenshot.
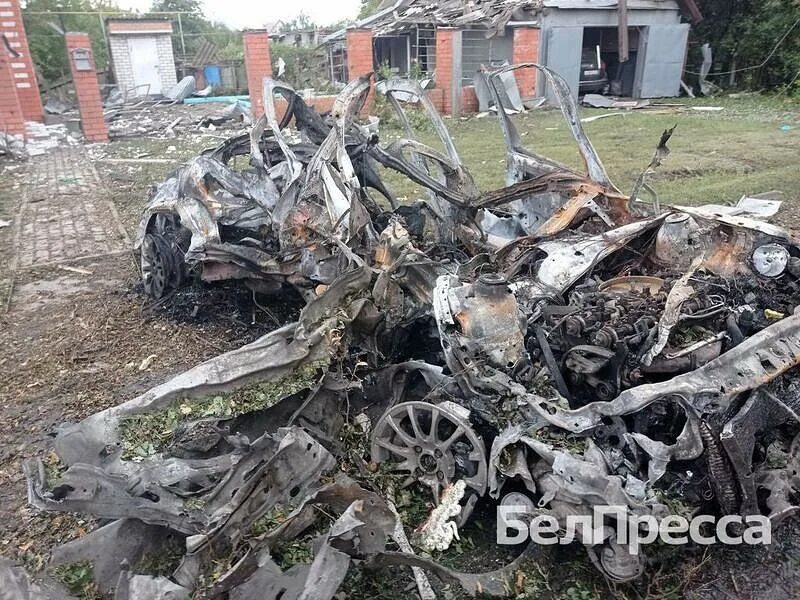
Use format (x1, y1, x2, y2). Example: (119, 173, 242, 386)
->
(207, 475, 397, 600)
(22, 263, 443, 598)
(374, 76, 480, 225)
(49, 519, 178, 595)
(485, 63, 617, 190)
(721, 387, 798, 520)
(49, 265, 372, 469)
(509, 217, 662, 312)
(21, 65, 800, 596)
(640, 256, 702, 367)
(114, 572, 190, 600)
(172, 427, 337, 587)
(164, 76, 196, 102)
(486, 424, 667, 572)
(135, 77, 382, 298)
(0, 558, 74, 600)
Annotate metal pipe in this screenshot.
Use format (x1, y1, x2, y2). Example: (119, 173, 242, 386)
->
(177, 13, 186, 56)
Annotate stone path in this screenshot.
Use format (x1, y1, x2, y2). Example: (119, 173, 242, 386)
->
(13, 146, 129, 269)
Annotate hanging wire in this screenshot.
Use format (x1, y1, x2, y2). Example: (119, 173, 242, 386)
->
(684, 16, 800, 77)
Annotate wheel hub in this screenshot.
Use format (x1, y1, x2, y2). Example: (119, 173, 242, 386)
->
(370, 400, 488, 515)
(140, 214, 186, 300)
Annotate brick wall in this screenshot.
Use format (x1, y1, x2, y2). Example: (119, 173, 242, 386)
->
(155, 34, 177, 91)
(109, 35, 134, 93)
(346, 28, 373, 79)
(273, 94, 336, 122)
(425, 88, 444, 113)
(462, 85, 478, 114)
(511, 26, 540, 98)
(109, 33, 177, 96)
(243, 30, 272, 118)
(0, 0, 43, 122)
(435, 27, 460, 116)
(346, 28, 373, 111)
(65, 33, 108, 142)
(0, 44, 24, 136)
(107, 19, 172, 34)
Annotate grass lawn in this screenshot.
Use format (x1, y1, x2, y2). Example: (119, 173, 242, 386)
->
(378, 94, 800, 209)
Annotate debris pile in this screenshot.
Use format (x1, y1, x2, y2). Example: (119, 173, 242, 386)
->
(0, 132, 25, 160)
(20, 65, 800, 599)
(25, 122, 81, 156)
(0, 122, 80, 161)
(105, 101, 254, 139)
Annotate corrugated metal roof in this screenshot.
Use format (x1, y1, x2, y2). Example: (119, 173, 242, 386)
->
(324, 0, 542, 42)
(324, 0, 698, 43)
(191, 38, 219, 65)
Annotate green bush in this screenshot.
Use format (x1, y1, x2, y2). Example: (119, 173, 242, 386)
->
(270, 43, 330, 90)
(692, 0, 800, 93)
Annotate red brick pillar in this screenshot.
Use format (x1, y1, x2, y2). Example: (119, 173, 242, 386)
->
(0, 43, 24, 137)
(346, 28, 373, 79)
(0, 0, 43, 122)
(65, 33, 108, 142)
(436, 27, 462, 117)
(243, 30, 272, 118)
(511, 26, 541, 98)
(346, 28, 373, 112)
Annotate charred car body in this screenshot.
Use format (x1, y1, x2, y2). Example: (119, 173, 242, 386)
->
(19, 65, 800, 599)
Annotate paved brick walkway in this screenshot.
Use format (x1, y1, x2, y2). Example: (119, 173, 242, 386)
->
(13, 147, 129, 269)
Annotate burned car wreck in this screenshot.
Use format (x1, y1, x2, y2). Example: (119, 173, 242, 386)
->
(18, 65, 800, 599)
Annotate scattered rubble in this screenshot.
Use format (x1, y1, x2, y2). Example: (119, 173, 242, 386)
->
(25, 122, 80, 157)
(19, 64, 800, 599)
(0, 132, 25, 160)
(105, 102, 251, 139)
(1, 122, 80, 160)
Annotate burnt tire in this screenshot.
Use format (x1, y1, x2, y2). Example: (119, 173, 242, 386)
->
(141, 214, 187, 300)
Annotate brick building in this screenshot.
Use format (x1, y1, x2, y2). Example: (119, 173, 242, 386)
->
(323, 0, 703, 115)
(107, 18, 178, 97)
(0, 0, 42, 124)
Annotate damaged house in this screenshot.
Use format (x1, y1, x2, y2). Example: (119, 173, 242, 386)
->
(324, 0, 702, 112)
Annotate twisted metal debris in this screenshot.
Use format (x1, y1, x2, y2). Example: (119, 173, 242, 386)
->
(16, 65, 800, 599)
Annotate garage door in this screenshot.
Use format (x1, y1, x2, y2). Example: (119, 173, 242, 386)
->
(543, 26, 582, 101)
(634, 24, 690, 98)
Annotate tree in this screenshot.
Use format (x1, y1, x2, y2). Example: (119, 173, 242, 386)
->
(23, 0, 123, 83)
(149, 0, 213, 56)
(358, 0, 382, 20)
(279, 13, 314, 33)
(692, 0, 800, 91)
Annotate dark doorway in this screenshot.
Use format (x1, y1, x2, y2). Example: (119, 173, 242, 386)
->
(582, 27, 640, 96)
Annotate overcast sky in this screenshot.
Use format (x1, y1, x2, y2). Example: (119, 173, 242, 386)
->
(113, 0, 362, 29)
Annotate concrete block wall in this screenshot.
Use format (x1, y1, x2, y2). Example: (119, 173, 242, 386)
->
(65, 33, 108, 142)
(512, 26, 540, 98)
(243, 30, 272, 118)
(0, 0, 42, 122)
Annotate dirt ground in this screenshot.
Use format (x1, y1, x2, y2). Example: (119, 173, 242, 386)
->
(1, 98, 799, 599)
